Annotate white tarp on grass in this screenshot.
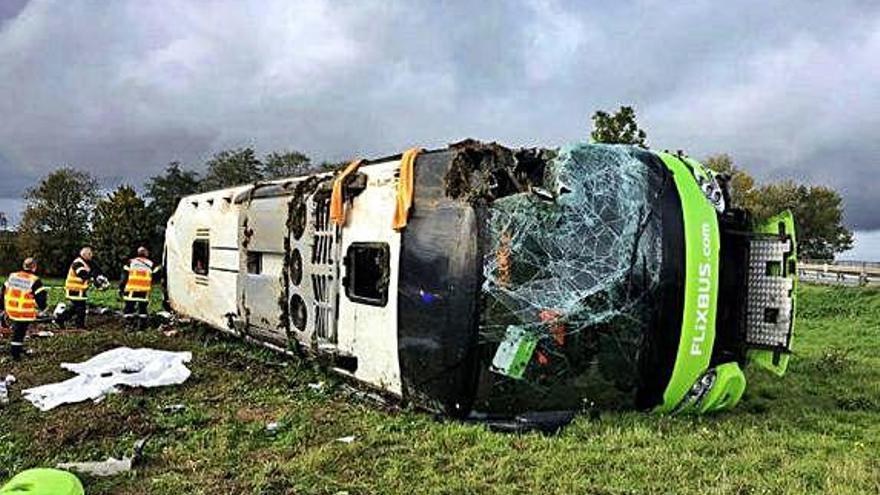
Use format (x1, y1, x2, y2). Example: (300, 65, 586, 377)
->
(22, 347, 192, 411)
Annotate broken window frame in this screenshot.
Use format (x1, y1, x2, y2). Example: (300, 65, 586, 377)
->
(343, 242, 391, 307)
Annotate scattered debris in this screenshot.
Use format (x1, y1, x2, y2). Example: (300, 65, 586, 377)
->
(57, 456, 133, 477)
(307, 381, 325, 392)
(85, 305, 116, 316)
(35, 330, 55, 338)
(22, 347, 192, 411)
(265, 422, 281, 435)
(57, 437, 149, 477)
(464, 410, 578, 434)
(335, 435, 356, 444)
(341, 383, 393, 409)
(161, 403, 186, 413)
(0, 375, 16, 406)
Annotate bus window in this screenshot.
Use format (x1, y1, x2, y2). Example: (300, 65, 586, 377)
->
(192, 239, 210, 275)
(344, 242, 390, 306)
(246, 251, 263, 274)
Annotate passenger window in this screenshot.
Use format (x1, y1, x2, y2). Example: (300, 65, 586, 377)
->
(344, 242, 390, 307)
(192, 239, 210, 275)
(246, 252, 262, 274)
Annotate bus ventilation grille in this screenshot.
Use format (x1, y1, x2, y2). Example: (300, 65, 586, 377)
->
(745, 237, 794, 350)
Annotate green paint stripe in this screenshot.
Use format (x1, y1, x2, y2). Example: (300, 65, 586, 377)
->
(654, 153, 721, 413)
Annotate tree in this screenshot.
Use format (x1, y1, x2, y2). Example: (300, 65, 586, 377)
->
(16, 168, 99, 276)
(91, 185, 152, 280)
(703, 153, 853, 259)
(590, 106, 648, 147)
(201, 148, 264, 191)
(748, 181, 853, 260)
(0, 212, 18, 274)
(318, 160, 350, 172)
(263, 150, 312, 179)
(703, 154, 757, 209)
(145, 162, 200, 256)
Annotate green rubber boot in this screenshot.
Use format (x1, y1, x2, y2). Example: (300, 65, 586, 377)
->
(0, 468, 84, 495)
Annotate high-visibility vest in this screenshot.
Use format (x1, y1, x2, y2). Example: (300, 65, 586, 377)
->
(4, 271, 40, 322)
(64, 257, 90, 300)
(123, 257, 154, 302)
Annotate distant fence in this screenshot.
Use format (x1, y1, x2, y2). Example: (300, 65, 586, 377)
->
(798, 260, 880, 287)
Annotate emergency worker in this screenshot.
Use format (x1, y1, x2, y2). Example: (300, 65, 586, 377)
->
(1, 258, 48, 360)
(55, 247, 108, 329)
(119, 246, 162, 330)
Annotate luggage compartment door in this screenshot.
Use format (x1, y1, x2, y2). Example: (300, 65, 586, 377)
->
(239, 197, 290, 346)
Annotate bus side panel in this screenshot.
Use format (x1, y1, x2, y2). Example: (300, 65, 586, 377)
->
(166, 190, 245, 332)
(397, 151, 482, 416)
(336, 160, 404, 395)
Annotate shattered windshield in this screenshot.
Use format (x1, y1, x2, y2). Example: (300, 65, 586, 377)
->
(476, 144, 667, 412)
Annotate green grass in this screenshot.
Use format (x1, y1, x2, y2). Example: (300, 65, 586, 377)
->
(1, 284, 879, 494)
(1, 277, 166, 314)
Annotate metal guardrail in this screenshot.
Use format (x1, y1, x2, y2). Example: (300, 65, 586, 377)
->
(798, 261, 880, 287)
(801, 259, 880, 270)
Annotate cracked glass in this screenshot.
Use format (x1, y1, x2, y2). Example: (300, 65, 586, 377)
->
(478, 144, 667, 411)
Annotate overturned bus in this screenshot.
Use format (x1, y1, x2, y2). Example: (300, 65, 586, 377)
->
(165, 142, 797, 417)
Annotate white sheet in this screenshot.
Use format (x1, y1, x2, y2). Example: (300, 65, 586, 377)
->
(22, 347, 192, 411)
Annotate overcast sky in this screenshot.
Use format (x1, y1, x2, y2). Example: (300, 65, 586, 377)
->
(1, 0, 879, 238)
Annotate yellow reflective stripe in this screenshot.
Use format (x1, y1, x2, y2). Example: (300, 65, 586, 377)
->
(123, 292, 150, 302)
(124, 266, 152, 293)
(65, 258, 90, 291)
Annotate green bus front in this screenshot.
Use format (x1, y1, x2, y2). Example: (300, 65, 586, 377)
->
(466, 144, 797, 415)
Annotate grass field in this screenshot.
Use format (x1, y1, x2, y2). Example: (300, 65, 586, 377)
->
(1, 283, 878, 494)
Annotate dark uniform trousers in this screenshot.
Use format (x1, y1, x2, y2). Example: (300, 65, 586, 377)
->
(57, 299, 87, 328)
(10, 321, 28, 360)
(123, 292, 149, 330)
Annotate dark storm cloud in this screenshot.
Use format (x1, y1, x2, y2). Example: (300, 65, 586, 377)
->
(1, 0, 879, 229)
(0, 0, 28, 23)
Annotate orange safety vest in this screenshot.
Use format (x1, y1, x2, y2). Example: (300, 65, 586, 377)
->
(64, 257, 90, 300)
(123, 257, 154, 302)
(4, 271, 40, 322)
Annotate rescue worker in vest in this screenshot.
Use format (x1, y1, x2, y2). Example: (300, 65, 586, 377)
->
(55, 247, 108, 329)
(1, 258, 48, 360)
(119, 246, 162, 330)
